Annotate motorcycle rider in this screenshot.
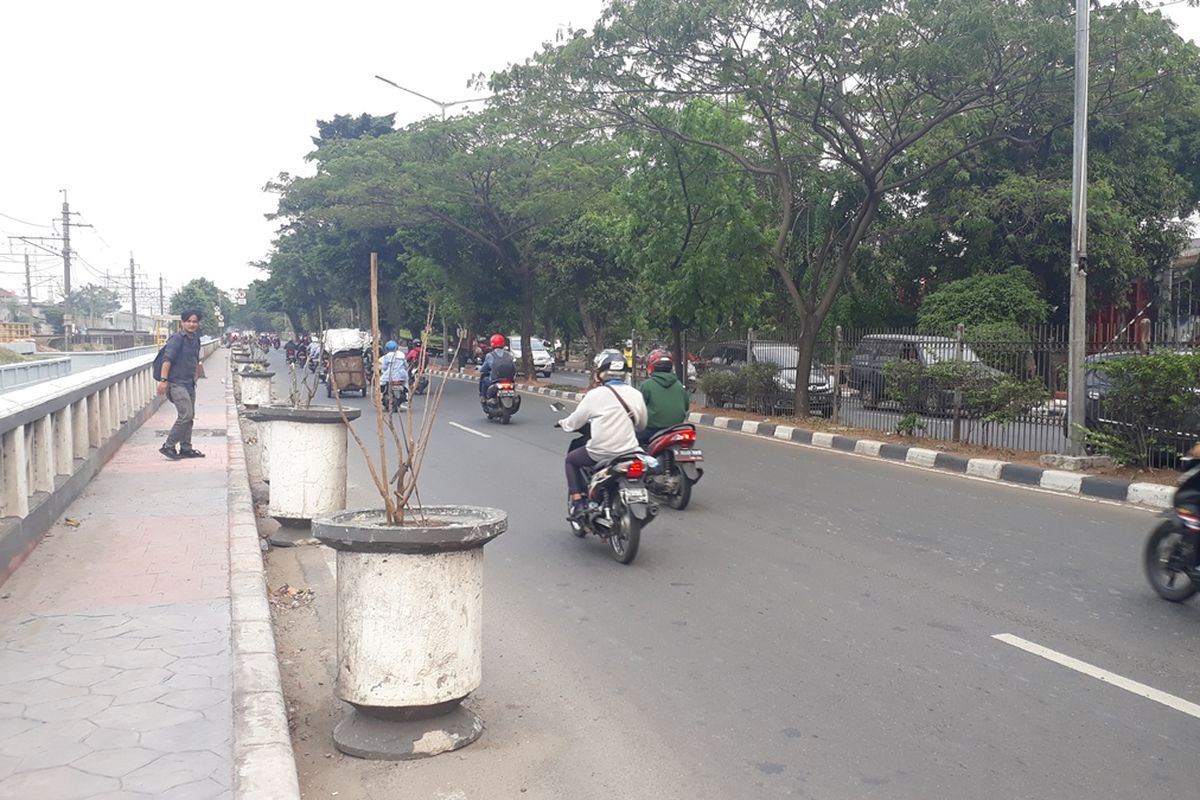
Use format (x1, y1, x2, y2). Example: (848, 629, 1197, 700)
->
(284, 336, 299, 364)
(557, 353, 648, 519)
(380, 340, 409, 410)
(638, 352, 689, 445)
(479, 334, 516, 399)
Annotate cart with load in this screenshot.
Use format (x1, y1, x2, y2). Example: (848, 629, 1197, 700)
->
(322, 328, 370, 397)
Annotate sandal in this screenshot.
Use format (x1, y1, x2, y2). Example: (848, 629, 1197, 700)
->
(178, 448, 206, 458)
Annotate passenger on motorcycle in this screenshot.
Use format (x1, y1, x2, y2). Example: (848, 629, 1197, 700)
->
(380, 340, 409, 409)
(284, 337, 299, 362)
(638, 352, 689, 445)
(557, 353, 648, 518)
(479, 334, 516, 398)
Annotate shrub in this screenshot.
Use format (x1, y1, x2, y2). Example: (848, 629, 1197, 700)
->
(737, 362, 782, 412)
(883, 359, 925, 411)
(1090, 352, 1200, 465)
(699, 370, 738, 407)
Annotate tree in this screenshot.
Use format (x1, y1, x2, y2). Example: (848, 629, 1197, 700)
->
(69, 283, 122, 320)
(170, 278, 229, 332)
(502, 0, 1194, 412)
(311, 113, 396, 147)
(917, 268, 1050, 334)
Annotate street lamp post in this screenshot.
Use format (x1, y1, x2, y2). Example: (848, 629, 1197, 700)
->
(373, 75, 492, 121)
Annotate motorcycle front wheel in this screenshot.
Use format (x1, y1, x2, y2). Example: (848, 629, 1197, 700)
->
(609, 506, 641, 564)
(1144, 520, 1199, 603)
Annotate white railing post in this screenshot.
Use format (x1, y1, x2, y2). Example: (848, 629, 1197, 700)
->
(1, 425, 29, 517)
(73, 397, 89, 459)
(31, 415, 54, 493)
(88, 390, 102, 446)
(54, 405, 73, 476)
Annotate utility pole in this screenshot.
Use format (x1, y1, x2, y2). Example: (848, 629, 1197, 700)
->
(1067, 0, 1090, 455)
(62, 195, 72, 349)
(159, 274, 164, 315)
(129, 253, 138, 344)
(24, 253, 34, 323)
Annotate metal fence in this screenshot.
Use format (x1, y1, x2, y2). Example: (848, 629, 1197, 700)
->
(694, 323, 1198, 458)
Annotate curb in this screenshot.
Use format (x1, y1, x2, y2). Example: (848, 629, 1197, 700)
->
(428, 368, 1175, 511)
(225, 380, 302, 800)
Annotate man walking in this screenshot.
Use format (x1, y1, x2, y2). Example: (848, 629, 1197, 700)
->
(157, 309, 205, 460)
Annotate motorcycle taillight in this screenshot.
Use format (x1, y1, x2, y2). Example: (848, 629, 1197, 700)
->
(498, 381, 513, 389)
(626, 459, 645, 478)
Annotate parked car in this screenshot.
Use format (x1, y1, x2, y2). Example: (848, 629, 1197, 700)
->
(509, 336, 554, 377)
(698, 341, 834, 416)
(848, 334, 997, 414)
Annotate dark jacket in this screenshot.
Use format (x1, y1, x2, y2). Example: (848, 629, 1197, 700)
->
(640, 372, 689, 429)
(162, 331, 200, 386)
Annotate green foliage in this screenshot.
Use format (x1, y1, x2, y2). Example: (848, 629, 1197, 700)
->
(170, 278, 229, 332)
(917, 269, 1049, 334)
(1090, 352, 1200, 465)
(925, 361, 1047, 424)
(737, 362, 782, 413)
(895, 414, 927, 437)
(698, 369, 738, 407)
(964, 321, 1035, 374)
(884, 360, 926, 412)
(68, 284, 122, 319)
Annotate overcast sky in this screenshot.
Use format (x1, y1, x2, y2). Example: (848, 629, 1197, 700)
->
(1, 1, 1196, 311)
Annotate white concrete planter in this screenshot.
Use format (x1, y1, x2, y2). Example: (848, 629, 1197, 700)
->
(244, 406, 361, 524)
(313, 506, 507, 760)
(240, 371, 275, 408)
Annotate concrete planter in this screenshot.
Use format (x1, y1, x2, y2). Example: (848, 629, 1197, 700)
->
(240, 371, 275, 408)
(313, 506, 507, 760)
(244, 406, 361, 524)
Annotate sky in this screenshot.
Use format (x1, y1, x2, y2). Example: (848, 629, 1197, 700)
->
(0, 0, 1197, 313)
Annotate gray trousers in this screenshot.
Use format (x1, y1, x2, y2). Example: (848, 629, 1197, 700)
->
(166, 383, 196, 449)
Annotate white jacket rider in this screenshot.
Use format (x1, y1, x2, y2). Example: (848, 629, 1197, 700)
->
(559, 378, 648, 460)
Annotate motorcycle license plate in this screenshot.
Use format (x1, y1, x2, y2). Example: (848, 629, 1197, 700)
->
(676, 449, 703, 459)
(498, 390, 517, 397)
(621, 487, 649, 504)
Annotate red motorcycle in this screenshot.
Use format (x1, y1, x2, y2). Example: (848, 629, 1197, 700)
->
(643, 424, 704, 510)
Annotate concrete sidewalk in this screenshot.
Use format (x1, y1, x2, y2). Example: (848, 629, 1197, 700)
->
(0, 350, 286, 799)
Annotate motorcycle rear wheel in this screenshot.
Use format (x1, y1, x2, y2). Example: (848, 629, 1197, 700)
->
(609, 507, 641, 564)
(667, 470, 693, 511)
(1144, 520, 1199, 603)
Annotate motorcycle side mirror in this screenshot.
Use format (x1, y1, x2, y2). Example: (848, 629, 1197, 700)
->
(549, 402, 566, 413)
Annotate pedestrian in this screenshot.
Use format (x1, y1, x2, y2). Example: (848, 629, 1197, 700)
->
(157, 309, 206, 460)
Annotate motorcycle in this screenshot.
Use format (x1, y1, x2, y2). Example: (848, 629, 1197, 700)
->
(1144, 455, 1200, 602)
(551, 403, 659, 565)
(481, 379, 520, 424)
(643, 424, 704, 510)
(381, 381, 408, 412)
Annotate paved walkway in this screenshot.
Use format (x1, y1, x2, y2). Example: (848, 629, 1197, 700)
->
(0, 353, 234, 799)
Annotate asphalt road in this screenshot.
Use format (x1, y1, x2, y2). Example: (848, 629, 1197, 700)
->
(257, 350, 1200, 799)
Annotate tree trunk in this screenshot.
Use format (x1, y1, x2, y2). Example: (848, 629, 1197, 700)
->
(793, 325, 818, 418)
(519, 264, 536, 378)
(285, 310, 304, 337)
(579, 301, 606, 360)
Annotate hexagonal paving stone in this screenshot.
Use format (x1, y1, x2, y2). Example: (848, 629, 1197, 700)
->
(0, 765, 120, 799)
(158, 688, 226, 712)
(163, 640, 229, 659)
(52, 614, 132, 637)
(167, 654, 230, 679)
(92, 701, 202, 732)
(82, 726, 140, 751)
(26, 694, 113, 723)
(0, 678, 88, 706)
(162, 673, 211, 691)
(51, 666, 122, 687)
(0, 650, 66, 685)
(58, 654, 106, 670)
(72, 746, 160, 778)
(0, 702, 24, 718)
(120, 750, 227, 795)
(156, 776, 227, 799)
(0, 719, 92, 761)
(0, 718, 39, 744)
(11, 740, 91, 771)
(109, 685, 171, 707)
(91, 667, 173, 696)
(65, 635, 146, 657)
(140, 718, 229, 753)
(104, 649, 177, 671)
(0, 752, 20, 780)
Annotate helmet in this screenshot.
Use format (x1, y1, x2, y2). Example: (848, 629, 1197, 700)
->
(649, 350, 673, 373)
(490, 333, 507, 349)
(625, 339, 633, 348)
(386, 340, 398, 352)
(595, 351, 628, 378)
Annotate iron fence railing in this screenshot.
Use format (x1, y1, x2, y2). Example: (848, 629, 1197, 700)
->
(693, 323, 1199, 461)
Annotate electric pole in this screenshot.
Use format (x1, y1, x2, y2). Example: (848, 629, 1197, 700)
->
(61, 195, 72, 347)
(1067, 0, 1090, 455)
(159, 274, 165, 315)
(24, 253, 34, 323)
(129, 253, 138, 344)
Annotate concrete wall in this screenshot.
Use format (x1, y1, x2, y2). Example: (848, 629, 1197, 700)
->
(0, 357, 72, 392)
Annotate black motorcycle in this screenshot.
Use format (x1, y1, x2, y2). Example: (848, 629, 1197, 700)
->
(482, 379, 520, 424)
(552, 404, 658, 564)
(1144, 456, 1200, 602)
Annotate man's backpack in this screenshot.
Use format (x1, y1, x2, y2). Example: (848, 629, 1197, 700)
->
(491, 349, 516, 381)
(152, 342, 169, 382)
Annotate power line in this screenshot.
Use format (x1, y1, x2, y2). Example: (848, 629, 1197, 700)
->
(0, 210, 54, 229)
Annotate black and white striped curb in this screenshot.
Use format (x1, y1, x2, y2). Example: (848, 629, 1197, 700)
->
(428, 369, 1175, 511)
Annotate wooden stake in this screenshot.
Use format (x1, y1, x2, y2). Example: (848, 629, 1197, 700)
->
(369, 252, 396, 524)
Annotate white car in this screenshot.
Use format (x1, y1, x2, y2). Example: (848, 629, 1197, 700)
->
(509, 336, 554, 377)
